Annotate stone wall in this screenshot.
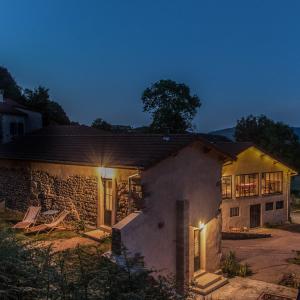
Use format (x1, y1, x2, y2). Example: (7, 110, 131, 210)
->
(0, 167, 31, 210)
(116, 180, 131, 223)
(115, 178, 142, 223)
(0, 167, 98, 226)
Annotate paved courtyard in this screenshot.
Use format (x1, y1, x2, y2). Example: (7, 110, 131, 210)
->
(208, 277, 298, 300)
(222, 226, 300, 284)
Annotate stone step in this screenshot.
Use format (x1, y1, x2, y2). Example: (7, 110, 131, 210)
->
(83, 229, 110, 242)
(194, 273, 222, 289)
(191, 277, 228, 296)
(193, 270, 207, 280)
(98, 225, 112, 234)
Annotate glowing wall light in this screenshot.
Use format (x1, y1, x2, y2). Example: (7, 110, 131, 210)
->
(98, 167, 114, 178)
(198, 221, 205, 230)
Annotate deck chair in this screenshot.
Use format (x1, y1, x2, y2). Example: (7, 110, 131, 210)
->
(13, 206, 41, 230)
(26, 210, 69, 235)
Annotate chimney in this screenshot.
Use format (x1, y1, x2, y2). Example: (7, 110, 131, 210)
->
(0, 90, 4, 102)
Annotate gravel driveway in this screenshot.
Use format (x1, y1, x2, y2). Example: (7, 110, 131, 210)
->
(222, 226, 300, 284)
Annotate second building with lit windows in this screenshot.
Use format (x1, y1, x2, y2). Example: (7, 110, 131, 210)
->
(216, 142, 298, 231)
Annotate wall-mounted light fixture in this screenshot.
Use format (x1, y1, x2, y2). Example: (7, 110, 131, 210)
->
(198, 221, 205, 230)
(98, 167, 114, 178)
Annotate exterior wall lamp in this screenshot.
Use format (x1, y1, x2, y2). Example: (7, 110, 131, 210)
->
(98, 167, 114, 178)
(198, 221, 205, 230)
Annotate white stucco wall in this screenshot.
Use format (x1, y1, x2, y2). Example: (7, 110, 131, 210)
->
(114, 142, 224, 281)
(221, 147, 294, 231)
(1, 115, 26, 143)
(17, 108, 42, 132)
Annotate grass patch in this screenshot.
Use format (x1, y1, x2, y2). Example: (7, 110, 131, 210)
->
(0, 209, 82, 243)
(273, 224, 300, 233)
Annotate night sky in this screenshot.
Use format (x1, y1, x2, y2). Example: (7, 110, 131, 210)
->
(1, 0, 299, 132)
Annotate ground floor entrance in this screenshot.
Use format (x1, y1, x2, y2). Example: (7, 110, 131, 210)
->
(103, 178, 113, 226)
(194, 229, 201, 272)
(250, 204, 261, 228)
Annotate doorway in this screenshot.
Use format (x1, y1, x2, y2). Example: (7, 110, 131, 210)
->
(250, 204, 261, 228)
(194, 229, 201, 272)
(103, 179, 113, 226)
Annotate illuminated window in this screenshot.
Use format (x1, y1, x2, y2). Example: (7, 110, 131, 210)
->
(222, 176, 232, 199)
(235, 173, 259, 198)
(129, 175, 143, 210)
(261, 172, 283, 195)
(265, 202, 274, 211)
(230, 207, 239, 217)
(276, 200, 284, 210)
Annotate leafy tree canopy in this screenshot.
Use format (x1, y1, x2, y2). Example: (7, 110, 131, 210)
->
(142, 79, 201, 133)
(91, 118, 113, 131)
(0, 66, 23, 101)
(235, 115, 300, 170)
(24, 86, 70, 126)
(0, 66, 70, 126)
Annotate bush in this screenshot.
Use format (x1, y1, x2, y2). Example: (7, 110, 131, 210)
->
(0, 229, 187, 299)
(279, 273, 300, 288)
(0, 229, 46, 298)
(221, 251, 252, 278)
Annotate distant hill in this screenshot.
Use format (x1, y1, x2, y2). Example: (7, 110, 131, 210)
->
(211, 127, 300, 141)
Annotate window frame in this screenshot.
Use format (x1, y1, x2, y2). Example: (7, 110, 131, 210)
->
(276, 200, 284, 210)
(230, 207, 239, 217)
(261, 171, 283, 196)
(221, 175, 232, 199)
(265, 202, 274, 211)
(235, 173, 259, 198)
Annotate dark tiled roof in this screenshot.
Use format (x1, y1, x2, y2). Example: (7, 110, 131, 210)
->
(0, 103, 27, 116)
(29, 125, 109, 136)
(214, 141, 297, 172)
(0, 98, 28, 116)
(213, 142, 254, 157)
(0, 126, 234, 169)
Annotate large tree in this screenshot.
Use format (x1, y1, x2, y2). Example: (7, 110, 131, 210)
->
(24, 86, 70, 126)
(91, 118, 112, 131)
(142, 79, 201, 133)
(235, 115, 300, 170)
(0, 66, 23, 101)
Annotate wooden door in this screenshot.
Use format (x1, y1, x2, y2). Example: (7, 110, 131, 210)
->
(103, 179, 113, 226)
(250, 204, 261, 228)
(194, 229, 201, 272)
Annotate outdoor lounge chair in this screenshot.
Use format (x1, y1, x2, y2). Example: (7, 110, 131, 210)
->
(26, 210, 69, 234)
(12, 206, 41, 230)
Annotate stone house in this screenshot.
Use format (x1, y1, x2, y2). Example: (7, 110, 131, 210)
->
(0, 90, 42, 143)
(216, 142, 298, 231)
(0, 125, 233, 294)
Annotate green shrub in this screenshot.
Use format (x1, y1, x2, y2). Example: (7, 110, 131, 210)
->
(0, 229, 188, 299)
(238, 263, 252, 277)
(221, 251, 252, 278)
(279, 273, 300, 288)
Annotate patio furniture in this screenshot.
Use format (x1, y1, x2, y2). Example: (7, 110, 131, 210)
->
(26, 210, 70, 234)
(42, 209, 59, 221)
(12, 206, 41, 230)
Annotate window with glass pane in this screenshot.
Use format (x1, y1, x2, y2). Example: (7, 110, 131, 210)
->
(129, 176, 143, 210)
(235, 173, 259, 198)
(230, 207, 239, 217)
(261, 172, 283, 195)
(265, 202, 273, 211)
(276, 200, 284, 210)
(222, 176, 232, 199)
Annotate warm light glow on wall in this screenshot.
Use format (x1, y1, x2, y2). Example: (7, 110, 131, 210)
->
(98, 167, 114, 178)
(198, 221, 205, 230)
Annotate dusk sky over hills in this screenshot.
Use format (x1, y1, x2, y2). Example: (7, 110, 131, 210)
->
(1, 0, 300, 132)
